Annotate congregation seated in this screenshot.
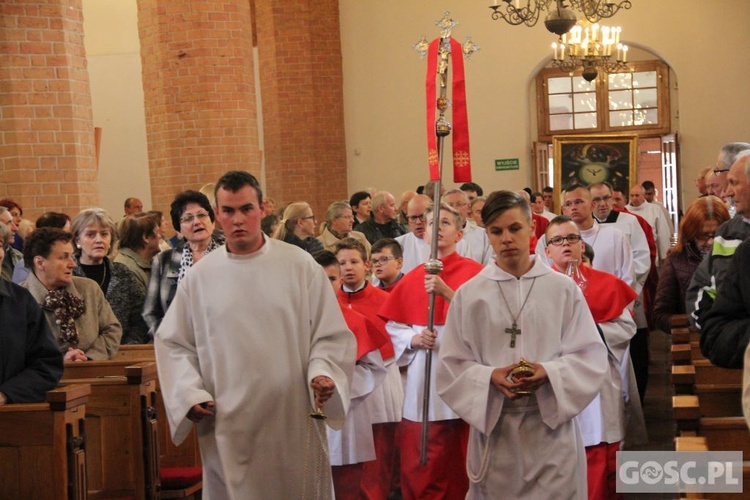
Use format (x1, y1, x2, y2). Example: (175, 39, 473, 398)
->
(273, 201, 325, 255)
(12, 211, 71, 284)
(0, 233, 63, 404)
(317, 200, 371, 257)
(115, 211, 162, 289)
(21, 227, 121, 361)
(653, 196, 728, 333)
(71, 208, 148, 344)
(143, 190, 223, 337)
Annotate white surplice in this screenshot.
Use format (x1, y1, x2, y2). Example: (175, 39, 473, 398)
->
(328, 350, 386, 465)
(578, 310, 636, 447)
(627, 201, 672, 261)
(396, 231, 489, 276)
(155, 239, 356, 499)
(436, 257, 608, 499)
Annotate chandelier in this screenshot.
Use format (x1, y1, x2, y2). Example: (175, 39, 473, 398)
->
(550, 22, 629, 81)
(489, 0, 632, 33)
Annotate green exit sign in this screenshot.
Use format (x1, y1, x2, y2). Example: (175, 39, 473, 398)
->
(495, 158, 519, 171)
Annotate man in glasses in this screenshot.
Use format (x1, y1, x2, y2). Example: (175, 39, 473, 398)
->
(544, 215, 637, 499)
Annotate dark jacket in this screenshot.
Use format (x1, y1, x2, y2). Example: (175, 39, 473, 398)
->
(653, 244, 703, 333)
(0, 279, 63, 403)
(700, 239, 750, 368)
(74, 256, 149, 344)
(355, 218, 408, 245)
(283, 232, 324, 256)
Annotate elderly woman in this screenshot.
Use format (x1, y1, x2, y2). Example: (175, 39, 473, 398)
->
(143, 190, 223, 337)
(115, 212, 162, 289)
(317, 201, 371, 257)
(71, 208, 148, 344)
(22, 228, 121, 361)
(272, 202, 325, 255)
(653, 196, 730, 333)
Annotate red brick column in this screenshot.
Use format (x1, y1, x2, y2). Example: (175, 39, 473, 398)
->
(0, 0, 98, 218)
(137, 0, 260, 214)
(255, 0, 348, 218)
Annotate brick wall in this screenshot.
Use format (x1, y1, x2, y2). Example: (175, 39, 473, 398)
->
(137, 0, 260, 217)
(0, 0, 98, 220)
(255, 0, 348, 220)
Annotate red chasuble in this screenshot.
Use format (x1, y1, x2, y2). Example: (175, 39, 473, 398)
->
(340, 305, 388, 361)
(554, 264, 637, 323)
(379, 252, 484, 326)
(337, 283, 395, 360)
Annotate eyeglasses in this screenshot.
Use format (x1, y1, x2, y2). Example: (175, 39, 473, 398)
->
(335, 214, 354, 220)
(448, 202, 467, 209)
(406, 214, 425, 223)
(695, 232, 716, 243)
(591, 195, 612, 204)
(714, 168, 730, 175)
(301, 215, 316, 221)
(371, 256, 396, 266)
(180, 212, 210, 224)
(547, 234, 583, 246)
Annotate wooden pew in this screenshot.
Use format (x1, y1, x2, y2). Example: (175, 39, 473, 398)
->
(63, 361, 160, 500)
(0, 384, 90, 500)
(671, 360, 742, 417)
(80, 352, 203, 498)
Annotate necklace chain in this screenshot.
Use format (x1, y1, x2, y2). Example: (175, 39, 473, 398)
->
(497, 277, 537, 328)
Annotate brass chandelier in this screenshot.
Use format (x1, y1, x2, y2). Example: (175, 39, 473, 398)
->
(550, 21, 629, 81)
(489, 0, 632, 34)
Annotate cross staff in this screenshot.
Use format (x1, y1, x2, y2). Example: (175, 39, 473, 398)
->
(414, 12, 478, 466)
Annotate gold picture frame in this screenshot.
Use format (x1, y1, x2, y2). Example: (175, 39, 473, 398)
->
(553, 134, 638, 202)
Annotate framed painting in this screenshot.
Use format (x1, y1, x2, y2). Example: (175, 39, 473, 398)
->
(553, 134, 637, 195)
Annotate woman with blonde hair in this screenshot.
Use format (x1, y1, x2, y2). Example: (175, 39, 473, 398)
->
(273, 202, 324, 255)
(653, 195, 730, 332)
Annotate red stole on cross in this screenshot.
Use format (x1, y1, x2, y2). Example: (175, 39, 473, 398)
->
(425, 38, 471, 183)
(379, 252, 484, 326)
(337, 283, 395, 360)
(339, 306, 387, 361)
(554, 264, 637, 323)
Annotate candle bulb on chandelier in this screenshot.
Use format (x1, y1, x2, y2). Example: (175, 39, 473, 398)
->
(551, 42, 557, 60)
(622, 44, 628, 62)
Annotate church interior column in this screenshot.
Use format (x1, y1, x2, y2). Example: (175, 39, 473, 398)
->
(254, 0, 348, 218)
(136, 0, 260, 213)
(0, 0, 99, 217)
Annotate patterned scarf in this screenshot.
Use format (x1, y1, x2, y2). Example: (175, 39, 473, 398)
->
(177, 238, 219, 284)
(42, 289, 86, 346)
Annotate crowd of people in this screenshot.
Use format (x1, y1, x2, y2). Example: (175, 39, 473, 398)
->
(1, 139, 749, 497)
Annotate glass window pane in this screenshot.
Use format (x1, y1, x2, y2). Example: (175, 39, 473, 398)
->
(608, 72, 631, 90)
(609, 89, 632, 110)
(633, 71, 657, 88)
(574, 112, 597, 129)
(574, 92, 597, 112)
(550, 114, 573, 131)
(609, 110, 633, 127)
(572, 77, 596, 92)
(634, 88, 657, 108)
(634, 108, 658, 125)
(549, 94, 573, 113)
(548, 77, 571, 94)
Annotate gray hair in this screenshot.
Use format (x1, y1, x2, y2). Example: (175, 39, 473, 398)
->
(325, 201, 352, 223)
(0, 221, 10, 247)
(719, 142, 750, 170)
(736, 149, 750, 178)
(70, 208, 119, 255)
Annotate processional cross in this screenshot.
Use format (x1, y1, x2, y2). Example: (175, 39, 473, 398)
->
(413, 11, 479, 467)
